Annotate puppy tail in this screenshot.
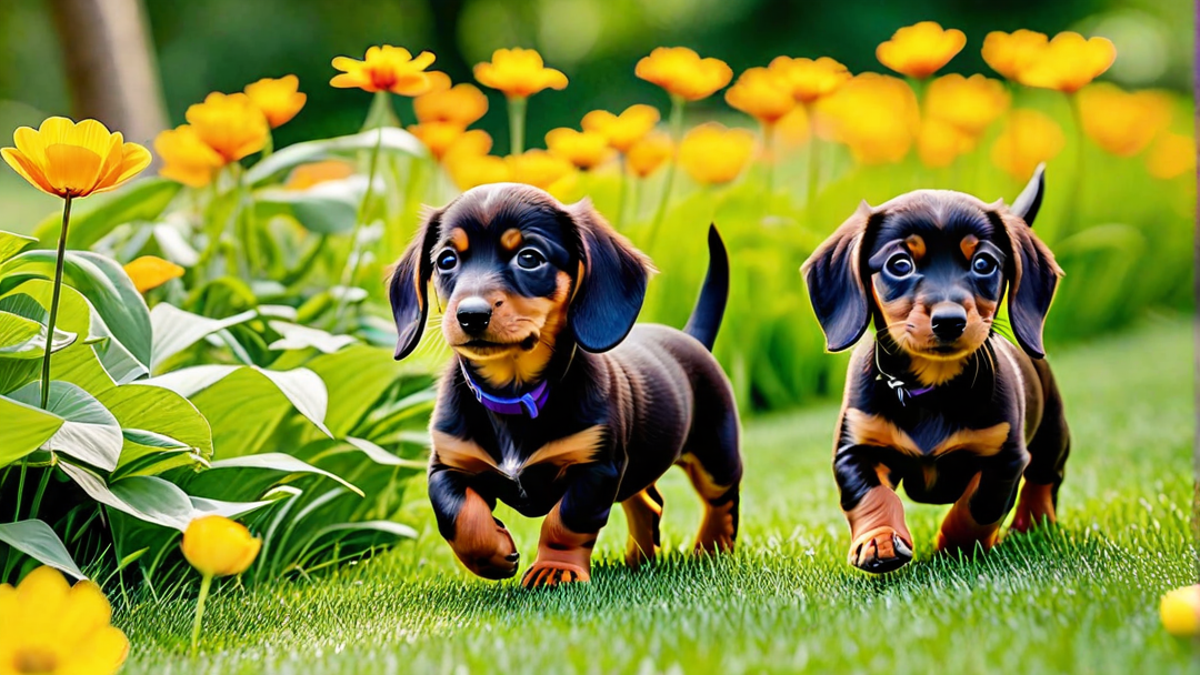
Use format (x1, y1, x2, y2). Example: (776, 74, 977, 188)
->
(683, 224, 729, 352)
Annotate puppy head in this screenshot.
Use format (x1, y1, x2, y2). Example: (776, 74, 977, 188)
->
(389, 183, 652, 384)
(802, 166, 1061, 361)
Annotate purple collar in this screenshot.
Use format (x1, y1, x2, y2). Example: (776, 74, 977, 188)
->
(460, 363, 550, 419)
(874, 343, 936, 406)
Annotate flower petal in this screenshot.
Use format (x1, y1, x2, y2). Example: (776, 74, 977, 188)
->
(15, 567, 70, 634)
(56, 625, 129, 675)
(2, 147, 59, 197)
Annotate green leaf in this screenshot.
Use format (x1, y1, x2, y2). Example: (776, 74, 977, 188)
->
(0, 520, 87, 580)
(246, 127, 426, 185)
(0, 304, 77, 359)
(8, 381, 122, 471)
(0, 394, 63, 466)
(254, 182, 362, 235)
(345, 437, 426, 469)
(190, 491, 294, 520)
(148, 303, 258, 372)
(307, 345, 408, 437)
(205, 452, 364, 497)
(58, 463, 194, 531)
(268, 321, 356, 354)
(32, 179, 182, 249)
(97, 383, 214, 478)
(0, 230, 37, 263)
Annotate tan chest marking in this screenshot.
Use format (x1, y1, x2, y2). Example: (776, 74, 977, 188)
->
(843, 408, 1011, 458)
(431, 425, 606, 478)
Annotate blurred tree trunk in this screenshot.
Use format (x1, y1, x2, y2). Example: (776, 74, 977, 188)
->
(47, 0, 166, 146)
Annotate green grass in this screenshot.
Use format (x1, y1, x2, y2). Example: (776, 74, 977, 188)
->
(117, 318, 1197, 674)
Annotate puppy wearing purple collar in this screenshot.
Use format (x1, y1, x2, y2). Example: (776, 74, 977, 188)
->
(388, 183, 741, 587)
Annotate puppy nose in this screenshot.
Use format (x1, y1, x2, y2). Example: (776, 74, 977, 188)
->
(930, 305, 967, 341)
(456, 296, 492, 335)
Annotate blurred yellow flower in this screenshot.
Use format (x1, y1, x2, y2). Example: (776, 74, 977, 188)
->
(917, 117, 976, 168)
(244, 75, 306, 128)
(507, 149, 574, 189)
(186, 92, 270, 163)
(678, 122, 755, 185)
(776, 105, 812, 149)
(446, 153, 510, 191)
(924, 74, 1010, 136)
(768, 56, 852, 104)
(1146, 132, 1196, 180)
(422, 71, 453, 94)
(124, 255, 184, 293)
(413, 81, 488, 127)
(990, 109, 1065, 180)
(545, 128, 613, 170)
(2, 117, 150, 199)
(725, 67, 796, 126)
(1017, 32, 1116, 93)
(409, 121, 468, 161)
(636, 47, 733, 102)
(182, 515, 261, 578)
(155, 125, 224, 188)
(876, 21, 966, 79)
(444, 129, 494, 162)
(982, 30, 1048, 81)
(817, 74, 919, 165)
(581, 104, 661, 153)
(0, 566, 129, 675)
(1160, 584, 1200, 636)
(625, 132, 673, 178)
(1077, 84, 1172, 157)
(284, 159, 355, 190)
(474, 48, 568, 99)
(330, 45, 437, 96)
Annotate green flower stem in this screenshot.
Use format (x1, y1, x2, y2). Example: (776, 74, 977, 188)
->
(233, 164, 253, 280)
(763, 122, 777, 207)
(13, 463, 26, 523)
(615, 155, 629, 229)
(508, 96, 527, 155)
(1067, 91, 1085, 235)
(261, 130, 274, 158)
(331, 121, 386, 328)
(647, 95, 685, 250)
(805, 104, 820, 211)
(41, 194, 72, 409)
(190, 572, 213, 657)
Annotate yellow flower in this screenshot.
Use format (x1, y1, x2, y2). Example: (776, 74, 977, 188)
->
(625, 132, 673, 178)
(1077, 83, 1172, 157)
(725, 67, 796, 126)
(1160, 584, 1200, 636)
(409, 122, 469, 161)
(474, 48, 568, 99)
(924, 74, 1010, 136)
(124, 255, 184, 293)
(581, 104, 660, 153)
(1146, 132, 1196, 180)
(413, 82, 489, 127)
(182, 515, 262, 578)
(331, 45, 437, 96)
(982, 30, 1049, 81)
(917, 117, 976, 168)
(636, 47, 733, 102)
(678, 122, 755, 186)
(990, 109, 1065, 180)
(816, 73, 919, 165)
(154, 125, 225, 188)
(876, 21, 967, 79)
(545, 128, 613, 170)
(2, 117, 150, 199)
(422, 71, 453, 95)
(1017, 32, 1116, 93)
(284, 159, 355, 190)
(243, 75, 306, 129)
(776, 105, 812, 149)
(0, 566, 129, 675)
(768, 56, 852, 104)
(185, 92, 270, 163)
(446, 153, 511, 191)
(507, 149, 574, 189)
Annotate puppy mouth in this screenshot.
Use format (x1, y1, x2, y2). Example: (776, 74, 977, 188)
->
(454, 334, 540, 357)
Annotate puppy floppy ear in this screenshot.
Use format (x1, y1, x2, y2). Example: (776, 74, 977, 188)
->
(997, 209, 1062, 359)
(565, 199, 655, 353)
(389, 207, 443, 360)
(801, 201, 878, 352)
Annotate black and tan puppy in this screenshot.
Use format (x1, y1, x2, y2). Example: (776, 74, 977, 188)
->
(389, 183, 741, 587)
(802, 166, 1070, 573)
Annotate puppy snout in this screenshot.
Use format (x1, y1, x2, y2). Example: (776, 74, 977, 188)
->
(930, 304, 967, 342)
(456, 296, 492, 336)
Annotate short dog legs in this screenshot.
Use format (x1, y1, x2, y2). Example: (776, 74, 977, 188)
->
(430, 470, 519, 579)
(836, 448, 912, 573)
(937, 451, 1029, 554)
(679, 429, 742, 554)
(522, 462, 620, 588)
(621, 484, 663, 567)
(1011, 480, 1057, 532)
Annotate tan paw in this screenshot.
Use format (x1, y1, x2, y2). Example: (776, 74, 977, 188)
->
(521, 561, 590, 588)
(849, 527, 913, 574)
(1010, 481, 1057, 534)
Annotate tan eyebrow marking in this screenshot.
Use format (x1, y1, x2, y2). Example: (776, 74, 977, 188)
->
(500, 228, 523, 252)
(449, 228, 469, 252)
(961, 234, 979, 260)
(905, 235, 926, 261)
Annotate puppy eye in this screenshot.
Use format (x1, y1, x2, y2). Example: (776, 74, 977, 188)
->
(516, 248, 546, 270)
(436, 250, 458, 271)
(972, 253, 999, 276)
(885, 253, 914, 278)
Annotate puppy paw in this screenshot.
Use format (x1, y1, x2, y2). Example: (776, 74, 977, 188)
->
(1010, 481, 1057, 534)
(521, 561, 590, 588)
(453, 516, 520, 580)
(848, 528, 913, 574)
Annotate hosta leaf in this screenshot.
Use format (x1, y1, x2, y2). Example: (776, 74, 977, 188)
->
(254, 180, 363, 235)
(201, 452, 363, 497)
(148, 303, 258, 371)
(345, 437, 426, 469)
(98, 383, 213, 478)
(246, 127, 426, 185)
(59, 463, 194, 531)
(0, 520, 86, 580)
(306, 345, 407, 437)
(267, 321, 356, 354)
(0, 230, 37, 263)
(32, 178, 182, 249)
(8, 381, 122, 471)
(0, 309, 76, 359)
(190, 491, 294, 520)
(0, 394, 63, 466)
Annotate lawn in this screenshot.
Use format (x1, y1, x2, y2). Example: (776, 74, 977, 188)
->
(117, 318, 1197, 675)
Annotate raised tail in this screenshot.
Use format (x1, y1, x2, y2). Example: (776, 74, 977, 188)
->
(683, 224, 729, 352)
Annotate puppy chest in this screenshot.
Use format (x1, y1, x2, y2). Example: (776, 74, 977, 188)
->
(430, 425, 606, 480)
(843, 408, 1010, 459)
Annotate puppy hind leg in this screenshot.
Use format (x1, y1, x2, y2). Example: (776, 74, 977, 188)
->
(1013, 376, 1070, 533)
(680, 450, 742, 555)
(621, 484, 664, 568)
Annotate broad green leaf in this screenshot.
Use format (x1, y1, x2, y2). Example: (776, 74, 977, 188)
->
(0, 520, 87, 580)
(205, 453, 364, 497)
(254, 181, 362, 235)
(307, 345, 406, 437)
(58, 463, 194, 531)
(32, 178, 182, 249)
(268, 321, 356, 354)
(97, 383, 213, 478)
(0, 306, 76, 359)
(0, 394, 63, 466)
(190, 491, 293, 520)
(8, 381, 122, 471)
(149, 303, 257, 371)
(246, 127, 426, 185)
(345, 437, 426, 469)
(0, 230, 37, 263)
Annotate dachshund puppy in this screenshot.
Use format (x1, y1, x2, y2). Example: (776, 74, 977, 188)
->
(389, 183, 741, 587)
(802, 166, 1070, 573)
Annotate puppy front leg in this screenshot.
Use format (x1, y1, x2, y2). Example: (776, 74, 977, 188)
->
(522, 461, 622, 588)
(937, 447, 1030, 554)
(835, 447, 913, 574)
(429, 466, 519, 579)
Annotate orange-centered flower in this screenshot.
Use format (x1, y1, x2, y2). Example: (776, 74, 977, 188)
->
(725, 67, 796, 126)
(154, 125, 224, 187)
(636, 47, 733, 102)
(581, 104, 661, 153)
(182, 515, 262, 578)
(923, 74, 1010, 136)
(0, 566, 130, 675)
(185, 92, 270, 163)
(473, 48, 568, 99)
(1016, 32, 1116, 93)
(545, 128, 613, 170)
(413, 82, 489, 127)
(816, 73, 919, 165)
(990, 109, 1065, 180)
(2, 117, 150, 199)
(124, 255, 185, 293)
(330, 45, 437, 96)
(876, 21, 967, 79)
(982, 30, 1049, 81)
(625, 132, 673, 178)
(768, 56, 852, 104)
(1146, 132, 1196, 180)
(1077, 83, 1172, 157)
(244, 75, 307, 128)
(507, 149, 574, 189)
(678, 122, 755, 185)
